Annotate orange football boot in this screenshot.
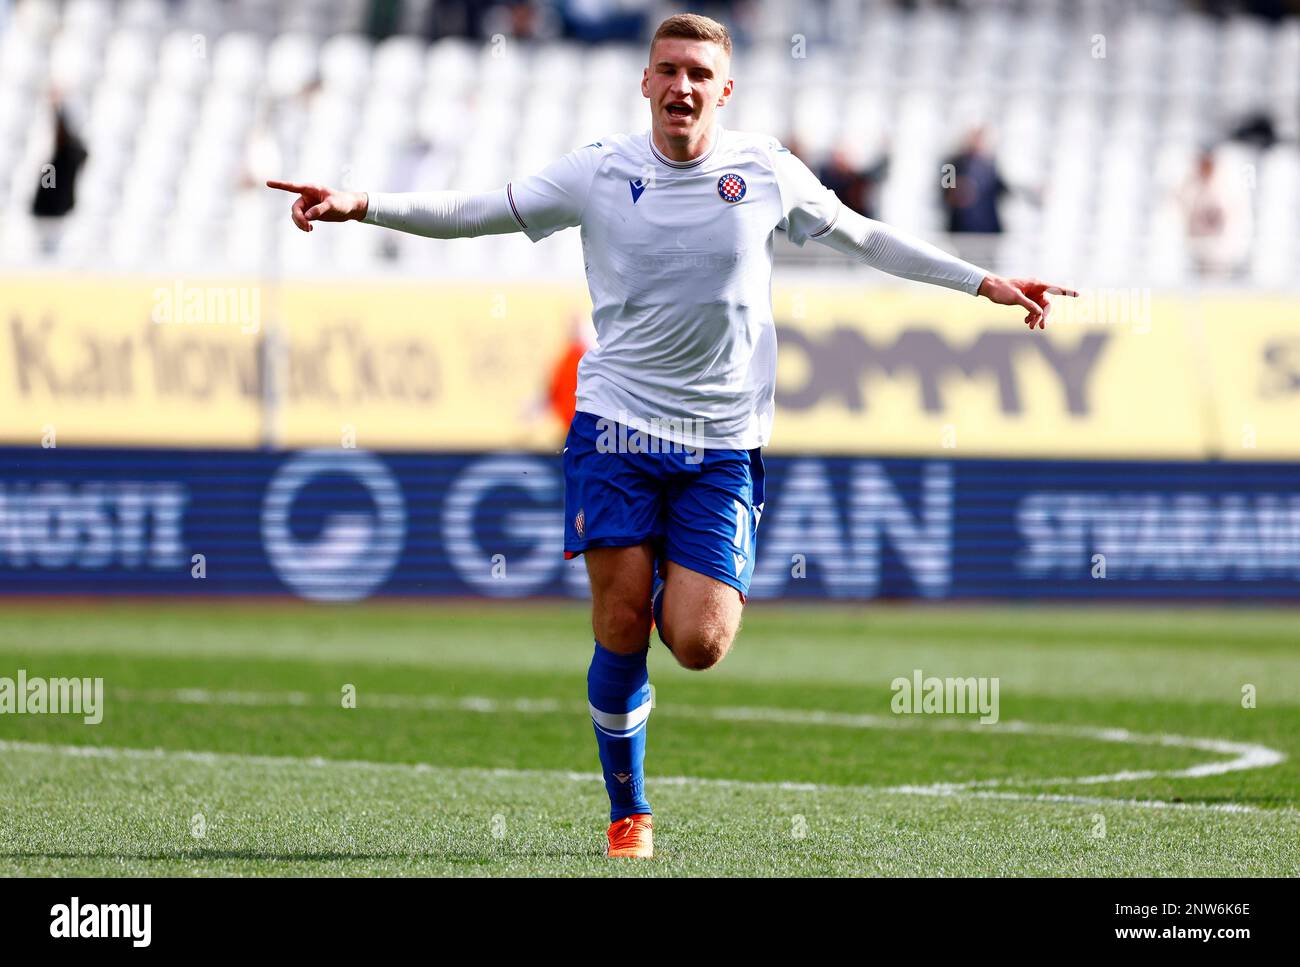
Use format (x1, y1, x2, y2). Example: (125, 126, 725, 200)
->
(605, 814, 653, 859)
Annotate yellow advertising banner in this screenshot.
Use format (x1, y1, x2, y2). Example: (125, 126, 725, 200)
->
(1195, 294, 1300, 460)
(2, 276, 264, 448)
(1, 275, 1294, 459)
(0, 277, 588, 450)
(767, 283, 1208, 458)
(272, 281, 588, 450)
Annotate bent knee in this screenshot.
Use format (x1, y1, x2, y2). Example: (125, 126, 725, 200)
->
(670, 625, 736, 671)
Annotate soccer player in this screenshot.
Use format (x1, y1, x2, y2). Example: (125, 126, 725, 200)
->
(269, 12, 1076, 860)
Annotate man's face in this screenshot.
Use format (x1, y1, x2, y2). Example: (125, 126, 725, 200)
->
(642, 37, 733, 142)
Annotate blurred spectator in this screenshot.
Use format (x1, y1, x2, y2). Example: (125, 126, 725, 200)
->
(941, 126, 1009, 234)
(522, 313, 596, 444)
(1189, 0, 1300, 22)
(817, 145, 888, 220)
(31, 99, 88, 255)
(1229, 112, 1278, 150)
(559, 0, 649, 43)
(422, 0, 556, 41)
(545, 314, 592, 428)
(425, 0, 492, 39)
(483, 1, 557, 42)
(1178, 148, 1252, 280)
(367, 0, 403, 39)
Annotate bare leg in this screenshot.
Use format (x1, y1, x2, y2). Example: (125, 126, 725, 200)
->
(583, 544, 655, 651)
(657, 560, 744, 670)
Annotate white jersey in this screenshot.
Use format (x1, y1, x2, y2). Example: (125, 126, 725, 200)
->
(506, 125, 841, 450)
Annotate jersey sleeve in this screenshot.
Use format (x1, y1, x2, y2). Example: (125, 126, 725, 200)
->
(769, 140, 842, 247)
(506, 142, 606, 243)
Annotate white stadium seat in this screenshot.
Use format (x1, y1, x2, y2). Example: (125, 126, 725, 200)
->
(319, 33, 372, 98)
(0, 0, 1294, 286)
(266, 32, 320, 98)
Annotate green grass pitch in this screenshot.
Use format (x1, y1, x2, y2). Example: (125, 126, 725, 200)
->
(0, 601, 1297, 877)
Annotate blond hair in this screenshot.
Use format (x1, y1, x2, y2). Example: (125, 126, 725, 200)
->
(650, 13, 732, 57)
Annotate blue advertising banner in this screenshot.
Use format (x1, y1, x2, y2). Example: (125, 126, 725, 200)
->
(1, 447, 1297, 600)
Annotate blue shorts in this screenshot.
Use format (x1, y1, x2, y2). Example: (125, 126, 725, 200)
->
(562, 410, 765, 599)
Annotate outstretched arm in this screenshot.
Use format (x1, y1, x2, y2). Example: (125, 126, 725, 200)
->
(814, 205, 1077, 329)
(770, 142, 1077, 329)
(266, 180, 524, 238)
(267, 144, 602, 243)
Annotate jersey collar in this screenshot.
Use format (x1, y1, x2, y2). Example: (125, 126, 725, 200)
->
(647, 123, 721, 169)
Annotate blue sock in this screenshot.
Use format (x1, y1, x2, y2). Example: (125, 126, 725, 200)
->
(652, 564, 671, 650)
(587, 641, 652, 821)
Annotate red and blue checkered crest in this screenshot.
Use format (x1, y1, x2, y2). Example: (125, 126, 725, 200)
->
(717, 173, 746, 203)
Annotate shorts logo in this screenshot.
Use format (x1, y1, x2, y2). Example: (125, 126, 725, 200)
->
(574, 508, 585, 538)
(717, 173, 746, 203)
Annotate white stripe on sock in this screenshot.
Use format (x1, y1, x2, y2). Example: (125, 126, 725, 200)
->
(589, 698, 652, 735)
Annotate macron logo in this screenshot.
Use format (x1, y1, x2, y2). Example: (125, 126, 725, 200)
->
(628, 179, 647, 204)
(50, 897, 151, 947)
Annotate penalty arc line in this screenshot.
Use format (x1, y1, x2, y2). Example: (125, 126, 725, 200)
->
(119, 687, 1286, 785)
(0, 737, 1292, 818)
(6, 686, 1285, 816)
(121, 689, 1286, 789)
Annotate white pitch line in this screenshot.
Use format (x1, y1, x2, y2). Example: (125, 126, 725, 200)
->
(892, 785, 1282, 815)
(0, 738, 1293, 818)
(105, 687, 1288, 806)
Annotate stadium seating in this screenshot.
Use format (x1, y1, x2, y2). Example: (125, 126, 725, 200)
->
(1, 0, 1296, 284)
